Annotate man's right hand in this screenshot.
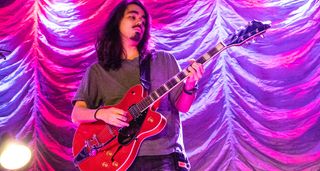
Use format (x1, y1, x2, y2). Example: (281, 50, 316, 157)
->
(95, 107, 129, 128)
(71, 101, 129, 127)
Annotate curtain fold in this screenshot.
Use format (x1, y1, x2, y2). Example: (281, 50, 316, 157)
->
(0, 0, 319, 170)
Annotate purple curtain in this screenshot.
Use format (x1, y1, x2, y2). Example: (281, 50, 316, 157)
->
(0, 0, 319, 170)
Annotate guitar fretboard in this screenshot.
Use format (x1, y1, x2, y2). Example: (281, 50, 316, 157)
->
(128, 42, 226, 119)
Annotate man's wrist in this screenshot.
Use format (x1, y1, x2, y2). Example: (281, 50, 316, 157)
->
(94, 107, 103, 121)
(183, 83, 198, 95)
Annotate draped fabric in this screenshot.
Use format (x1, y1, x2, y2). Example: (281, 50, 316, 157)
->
(0, 0, 319, 170)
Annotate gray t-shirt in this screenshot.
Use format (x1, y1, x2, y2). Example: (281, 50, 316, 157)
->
(73, 51, 186, 156)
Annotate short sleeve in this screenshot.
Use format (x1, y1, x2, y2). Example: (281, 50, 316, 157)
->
(72, 65, 101, 109)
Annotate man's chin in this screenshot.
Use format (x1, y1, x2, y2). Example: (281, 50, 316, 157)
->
(130, 32, 142, 42)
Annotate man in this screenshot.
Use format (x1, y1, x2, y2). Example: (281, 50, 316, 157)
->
(71, 0, 204, 170)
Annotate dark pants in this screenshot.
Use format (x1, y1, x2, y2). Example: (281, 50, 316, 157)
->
(127, 153, 190, 171)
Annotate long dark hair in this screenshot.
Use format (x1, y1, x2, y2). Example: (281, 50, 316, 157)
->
(96, 0, 151, 71)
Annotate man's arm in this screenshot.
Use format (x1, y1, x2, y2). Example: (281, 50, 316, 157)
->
(72, 101, 129, 127)
(175, 60, 204, 112)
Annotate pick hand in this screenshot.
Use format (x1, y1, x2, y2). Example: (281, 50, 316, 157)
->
(95, 107, 129, 128)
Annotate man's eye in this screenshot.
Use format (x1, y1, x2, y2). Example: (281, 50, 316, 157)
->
(129, 16, 136, 20)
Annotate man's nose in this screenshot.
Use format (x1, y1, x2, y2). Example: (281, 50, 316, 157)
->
(135, 21, 142, 26)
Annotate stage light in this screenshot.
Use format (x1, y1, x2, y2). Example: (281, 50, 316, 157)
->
(0, 140, 32, 170)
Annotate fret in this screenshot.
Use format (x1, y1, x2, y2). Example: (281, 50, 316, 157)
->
(149, 94, 155, 101)
(134, 105, 140, 116)
(129, 105, 139, 118)
(167, 79, 178, 88)
(208, 47, 219, 56)
(135, 104, 142, 115)
(144, 97, 151, 107)
(150, 92, 159, 101)
(145, 96, 153, 104)
(156, 86, 167, 96)
(163, 84, 170, 91)
(173, 76, 180, 83)
(196, 56, 207, 64)
(177, 72, 186, 81)
(136, 101, 142, 112)
(183, 69, 189, 75)
(135, 96, 154, 115)
(203, 53, 211, 61)
(209, 43, 224, 56)
(141, 99, 148, 110)
(128, 107, 134, 117)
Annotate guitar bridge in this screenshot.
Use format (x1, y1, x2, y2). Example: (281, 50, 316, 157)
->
(85, 134, 100, 156)
(74, 134, 117, 164)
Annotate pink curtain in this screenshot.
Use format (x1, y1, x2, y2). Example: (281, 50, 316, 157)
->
(0, 0, 319, 170)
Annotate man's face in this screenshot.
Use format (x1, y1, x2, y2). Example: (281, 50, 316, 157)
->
(119, 4, 146, 45)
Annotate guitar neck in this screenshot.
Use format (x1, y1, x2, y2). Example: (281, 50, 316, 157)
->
(130, 42, 226, 115)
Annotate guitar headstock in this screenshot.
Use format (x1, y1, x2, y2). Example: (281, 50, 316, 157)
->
(223, 20, 271, 47)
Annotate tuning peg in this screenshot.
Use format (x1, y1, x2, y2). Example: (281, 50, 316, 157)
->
(260, 34, 265, 38)
(251, 39, 256, 43)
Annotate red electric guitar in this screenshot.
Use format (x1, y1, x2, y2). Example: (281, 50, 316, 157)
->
(72, 20, 270, 171)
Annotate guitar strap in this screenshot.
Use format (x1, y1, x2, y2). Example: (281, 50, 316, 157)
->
(139, 52, 152, 92)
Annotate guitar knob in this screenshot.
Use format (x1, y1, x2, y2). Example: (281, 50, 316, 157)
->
(102, 162, 109, 168)
(106, 151, 113, 156)
(112, 161, 119, 167)
(148, 117, 154, 123)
